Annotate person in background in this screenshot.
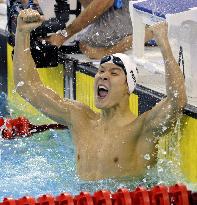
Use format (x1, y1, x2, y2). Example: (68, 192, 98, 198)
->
(46, 0, 153, 59)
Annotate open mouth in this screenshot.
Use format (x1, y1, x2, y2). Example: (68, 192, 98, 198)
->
(97, 85, 109, 99)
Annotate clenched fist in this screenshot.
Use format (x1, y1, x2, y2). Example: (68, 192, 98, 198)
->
(147, 22, 168, 47)
(17, 8, 44, 33)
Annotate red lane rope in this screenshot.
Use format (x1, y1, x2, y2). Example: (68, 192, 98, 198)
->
(0, 116, 67, 139)
(0, 184, 196, 205)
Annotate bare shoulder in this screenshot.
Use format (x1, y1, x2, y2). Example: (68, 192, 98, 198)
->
(128, 111, 150, 140)
(70, 99, 100, 123)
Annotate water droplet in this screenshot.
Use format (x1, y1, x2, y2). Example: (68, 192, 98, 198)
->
(162, 126, 167, 132)
(24, 48, 30, 52)
(42, 40, 46, 44)
(158, 167, 163, 173)
(17, 81, 24, 87)
(36, 46, 41, 50)
(144, 154, 150, 160)
(142, 178, 147, 182)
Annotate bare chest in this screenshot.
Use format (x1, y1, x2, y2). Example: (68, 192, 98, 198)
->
(73, 122, 134, 154)
(71, 120, 157, 180)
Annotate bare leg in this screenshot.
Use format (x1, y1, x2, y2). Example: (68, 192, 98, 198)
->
(145, 25, 154, 42)
(80, 35, 132, 59)
(79, 27, 154, 59)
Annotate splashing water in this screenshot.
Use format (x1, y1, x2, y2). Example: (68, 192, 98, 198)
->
(12, 81, 25, 94)
(0, 93, 196, 201)
(157, 118, 197, 191)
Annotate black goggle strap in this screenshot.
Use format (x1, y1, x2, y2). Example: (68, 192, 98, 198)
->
(100, 55, 127, 76)
(100, 55, 112, 64)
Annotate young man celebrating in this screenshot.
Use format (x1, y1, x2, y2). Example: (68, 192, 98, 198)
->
(13, 8, 187, 181)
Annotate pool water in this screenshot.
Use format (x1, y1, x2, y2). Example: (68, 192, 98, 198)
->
(0, 128, 159, 200)
(0, 129, 80, 200)
(0, 92, 196, 201)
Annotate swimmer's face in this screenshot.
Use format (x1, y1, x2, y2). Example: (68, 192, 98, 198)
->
(94, 63, 129, 109)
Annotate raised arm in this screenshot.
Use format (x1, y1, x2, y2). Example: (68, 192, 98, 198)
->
(140, 22, 187, 138)
(13, 9, 95, 127)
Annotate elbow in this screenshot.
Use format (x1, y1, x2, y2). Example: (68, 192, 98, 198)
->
(14, 80, 36, 103)
(169, 86, 188, 112)
(179, 88, 188, 110)
(167, 94, 187, 114)
(179, 95, 187, 110)
(175, 94, 187, 113)
(15, 82, 30, 100)
(13, 77, 26, 98)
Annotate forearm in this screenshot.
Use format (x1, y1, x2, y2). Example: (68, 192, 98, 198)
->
(13, 30, 42, 93)
(142, 23, 187, 137)
(160, 38, 187, 109)
(21, 0, 28, 4)
(20, 0, 39, 5)
(13, 31, 70, 125)
(65, 0, 114, 38)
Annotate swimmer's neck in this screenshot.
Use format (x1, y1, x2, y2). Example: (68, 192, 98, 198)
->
(100, 97, 132, 122)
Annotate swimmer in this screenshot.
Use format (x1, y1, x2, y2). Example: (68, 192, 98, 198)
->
(13, 9, 187, 181)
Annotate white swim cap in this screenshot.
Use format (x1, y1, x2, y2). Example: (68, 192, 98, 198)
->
(100, 53, 138, 94)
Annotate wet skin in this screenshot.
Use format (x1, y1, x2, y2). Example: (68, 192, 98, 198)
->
(13, 9, 187, 180)
(71, 63, 157, 179)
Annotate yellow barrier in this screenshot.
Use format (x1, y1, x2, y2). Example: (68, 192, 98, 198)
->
(7, 44, 197, 182)
(75, 71, 197, 183)
(7, 44, 64, 122)
(180, 116, 197, 182)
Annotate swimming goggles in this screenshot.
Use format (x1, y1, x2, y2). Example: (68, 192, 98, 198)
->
(100, 55, 127, 75)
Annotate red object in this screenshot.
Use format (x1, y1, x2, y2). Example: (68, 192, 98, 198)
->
(93, 190, 112, 205)
(112, 188, 132, 205)
(1, 117, 31, 139)
(131, 187, 150, 205)
(150, 185, 170, 205)
(18, 196, 36, 205)
(0, 116, 67, 139)
(74, 192, 94, 205)
(169, 184, 189, 205)
(37, 195, 55, 205)
(0, 184, 195, 205)
(2, 198, 16, 205)
(0, 118, 4, 127)
(55, 193, 74, 205)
